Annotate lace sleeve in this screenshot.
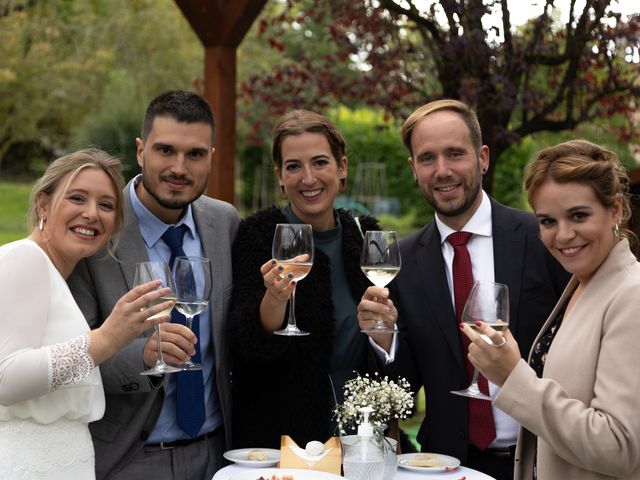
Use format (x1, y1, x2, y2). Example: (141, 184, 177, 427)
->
(48, 333, 96, 390)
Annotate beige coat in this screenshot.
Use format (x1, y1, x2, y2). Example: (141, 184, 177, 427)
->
(495, 239, 640, 479)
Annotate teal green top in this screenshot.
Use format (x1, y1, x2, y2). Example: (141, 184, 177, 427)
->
(282, 205, 366, 405)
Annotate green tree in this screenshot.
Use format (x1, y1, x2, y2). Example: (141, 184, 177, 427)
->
(242, 0, 640, 194)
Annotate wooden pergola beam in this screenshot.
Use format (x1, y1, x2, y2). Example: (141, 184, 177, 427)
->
(175, 0, 267, 205)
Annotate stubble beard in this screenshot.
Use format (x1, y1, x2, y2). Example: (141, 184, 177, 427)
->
(423, 165, 483, 221)
(141, 170, 208, 211)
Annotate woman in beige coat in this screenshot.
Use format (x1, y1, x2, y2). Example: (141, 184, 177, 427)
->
(461, 139, 640, 479)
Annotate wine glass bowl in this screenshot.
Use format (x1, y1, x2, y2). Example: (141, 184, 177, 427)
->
(360, 230, 401, 334)
(172, 256, 211, 371)
(272, 223, 314, 336)
(451, 280, 509, 400)
(135, 261, 181, 376)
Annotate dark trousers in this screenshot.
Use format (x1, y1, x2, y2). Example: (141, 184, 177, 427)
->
(466, 444, 515, 480)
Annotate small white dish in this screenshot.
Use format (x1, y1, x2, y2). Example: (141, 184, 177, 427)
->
(223, 448, 280, 467)
(397, 452, 461, 472)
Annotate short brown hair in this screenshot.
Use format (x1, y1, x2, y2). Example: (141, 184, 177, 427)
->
(524, 139, 634, 243)
(400, 99, 483, 156)
(271, 110, 346, 169)
(29, 148, 125, 249)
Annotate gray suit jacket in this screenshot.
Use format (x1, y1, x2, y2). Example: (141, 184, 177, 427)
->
(68, 184, 239, 479)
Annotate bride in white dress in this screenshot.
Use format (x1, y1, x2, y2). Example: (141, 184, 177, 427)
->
(0, 150, 173, 479)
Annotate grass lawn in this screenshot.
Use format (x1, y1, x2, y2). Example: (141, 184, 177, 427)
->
(0, 181, 31, 245)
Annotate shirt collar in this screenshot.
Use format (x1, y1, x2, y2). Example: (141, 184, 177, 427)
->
(129, 174, 197, 249)
(436, 190, 493, 244)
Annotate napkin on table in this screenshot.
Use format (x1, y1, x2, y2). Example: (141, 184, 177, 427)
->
(279, 436, 342, 475)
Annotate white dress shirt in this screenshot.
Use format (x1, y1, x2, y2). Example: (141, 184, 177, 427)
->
(435, 191, 517, 448)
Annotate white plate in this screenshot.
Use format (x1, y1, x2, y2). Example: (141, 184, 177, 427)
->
(230, 468, 343, 479)
(223, 448, 281, 467)
(397, 452, 461, 472)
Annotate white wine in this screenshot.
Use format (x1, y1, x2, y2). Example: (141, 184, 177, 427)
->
(279, 261, 313, 281)
(361, 266, 400, 288)
(145, 295, 176, 320)
(468, 321, 509, 343)
(175, 300, 209, 317)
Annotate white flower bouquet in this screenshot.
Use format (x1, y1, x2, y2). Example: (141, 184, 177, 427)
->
(334, 373, 414, 434)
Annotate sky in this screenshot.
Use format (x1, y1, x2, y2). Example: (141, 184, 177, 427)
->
(508, 0, 638, 26)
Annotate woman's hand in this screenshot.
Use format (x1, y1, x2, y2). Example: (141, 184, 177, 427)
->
(261, 259, 296, 303)
(357, 286, 397, 352)
(259, 259, 295, 332)
(89, 280, 173, 365)
(460, 321, 521, 386)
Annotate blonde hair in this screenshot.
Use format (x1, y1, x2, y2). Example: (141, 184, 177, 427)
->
(400, 99, 483, 156)
(29, 149, 125, 251)
(524, 139, 634, 244)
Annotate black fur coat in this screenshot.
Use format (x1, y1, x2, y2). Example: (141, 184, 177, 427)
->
(228, 206, 379, 448)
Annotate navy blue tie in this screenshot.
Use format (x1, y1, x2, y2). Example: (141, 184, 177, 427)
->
(161, 225, 206, 438)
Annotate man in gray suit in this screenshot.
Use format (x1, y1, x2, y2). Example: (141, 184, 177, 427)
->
(68, 90, 239, 480)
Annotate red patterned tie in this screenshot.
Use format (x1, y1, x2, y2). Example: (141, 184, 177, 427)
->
(447, 231, 496, 450)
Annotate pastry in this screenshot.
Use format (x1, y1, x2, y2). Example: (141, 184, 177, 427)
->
(407, 453, 444, 467)
(247, 449, 268, 461)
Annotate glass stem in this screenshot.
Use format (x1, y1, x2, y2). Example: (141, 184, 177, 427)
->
(155, 324, 164, 365)
(287, 284, 297, 329)
(470, 368, 481, 391)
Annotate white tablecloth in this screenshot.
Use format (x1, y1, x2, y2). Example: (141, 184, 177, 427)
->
(213, 463, 496, 480)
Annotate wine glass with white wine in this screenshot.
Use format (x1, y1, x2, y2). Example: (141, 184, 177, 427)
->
(360, 230, 401, 334)
(135, 261, 181, 376)
(172, 256, 211, 371)
(451, 280, 509, 400)
(272, 223, 314, 336)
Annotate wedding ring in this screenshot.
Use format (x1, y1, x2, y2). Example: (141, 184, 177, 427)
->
(493, 336, 507, 348)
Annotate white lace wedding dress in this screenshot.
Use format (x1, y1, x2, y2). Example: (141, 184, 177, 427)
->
(0, 240, 104, 479)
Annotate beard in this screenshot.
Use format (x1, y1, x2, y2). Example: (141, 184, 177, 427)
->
(141, 170, 208, 211)
(422, 161, 484, 220)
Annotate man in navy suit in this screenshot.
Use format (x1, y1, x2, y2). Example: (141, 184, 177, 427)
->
(358, 99, 568, 480)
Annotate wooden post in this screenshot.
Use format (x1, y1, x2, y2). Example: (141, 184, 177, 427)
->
(204, 46, 236, 204)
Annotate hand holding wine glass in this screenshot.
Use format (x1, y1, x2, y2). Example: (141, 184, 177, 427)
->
(135, 261, 181, 376)
(360, 230, 401, 334)
(272, 223, 314, 336)
(451, 280, 509, 400)
(172, 256, 212, 371)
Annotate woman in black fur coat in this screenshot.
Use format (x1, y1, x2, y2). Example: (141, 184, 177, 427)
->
(228, 110, 381, 449)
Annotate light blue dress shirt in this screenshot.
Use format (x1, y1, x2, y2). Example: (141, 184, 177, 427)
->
(129, 176, 222, 442)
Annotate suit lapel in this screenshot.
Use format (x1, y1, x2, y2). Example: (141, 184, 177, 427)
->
(115, 183, 150, 290)
(491, 200, 525, 338)
(416, 223, 466, 369)
(191, 199, 222, 357)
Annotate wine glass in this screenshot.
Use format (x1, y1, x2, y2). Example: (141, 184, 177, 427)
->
(360, 230, 401, 334)
(135, 261, 181, 376)
(172, 256, 211, 371)
(451, 280, 509, 400)
(272, 223, 314, 336)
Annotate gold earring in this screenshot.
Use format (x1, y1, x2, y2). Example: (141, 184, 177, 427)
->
(613, 223, 620, 238)
(38, 216, 45, 231)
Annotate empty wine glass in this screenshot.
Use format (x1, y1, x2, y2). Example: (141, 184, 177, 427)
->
(172, 256, 211, 371)
(451, 280, 509, 400)
(360, 230, 401, 334)
(136, 261, 181, 376)
(272, 223, 314, 336)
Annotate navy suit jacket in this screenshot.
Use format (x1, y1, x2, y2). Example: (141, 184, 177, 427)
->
(389, 198, 569, 462)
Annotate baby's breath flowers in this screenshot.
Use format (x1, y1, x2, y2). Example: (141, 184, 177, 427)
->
(334, 373, 414, 434)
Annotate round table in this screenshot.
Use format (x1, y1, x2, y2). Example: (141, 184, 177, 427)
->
(213, 463, 495, 480)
